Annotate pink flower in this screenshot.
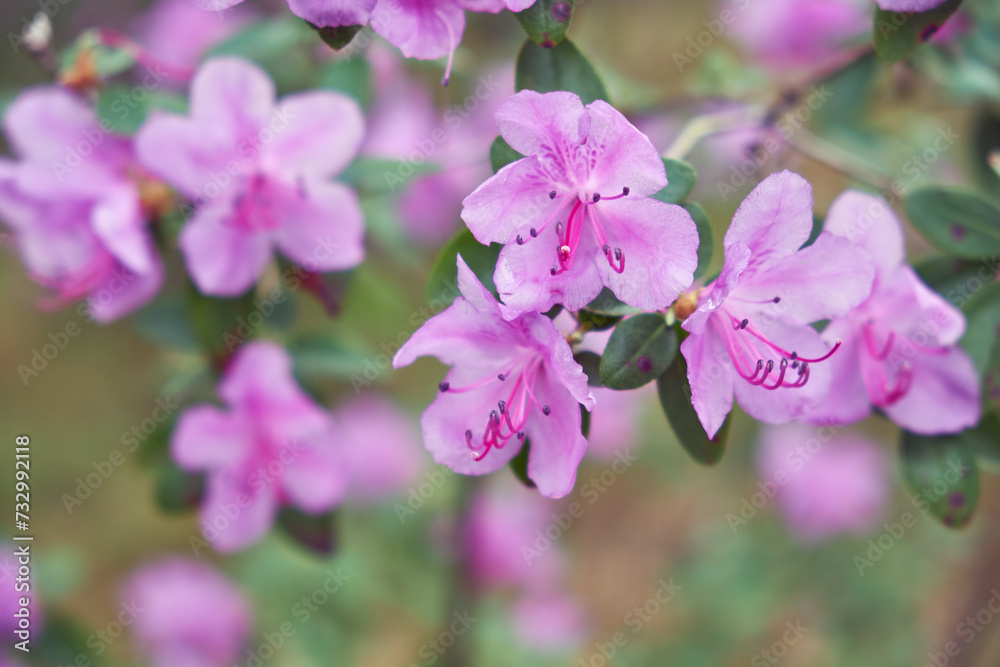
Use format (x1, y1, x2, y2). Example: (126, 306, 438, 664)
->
(511, 593, 586, 650)
(757, 423, 889, 542)
(728, 0, 869, 69)
(131, 0, 252, 72)
(171, 342, 348, 552)
(123, 558, 252, 667)
(877, 0, 948, 10)
(135, 57, 365, 297)
(804, 192, 980, 434)
(0, 550, 41, 641)
(462, 90, 699, 313)
(393, 255, 595, 498)
(0, 86, 163, 321)
(680, 171, 875, 438)
(333, 395, 424, 503)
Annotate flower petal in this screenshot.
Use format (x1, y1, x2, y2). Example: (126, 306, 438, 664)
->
(800, 330, 872, 427)
(135, 111, 238, 199)
(4, 86, 97, 163)
(91, 183, 153, 274)
(263, 91, 364, 179)
(824, 190, 904, 280)
(281, 439, 349, 513)
(725, 170, 814, 273)
(171, 405, 250, 470)
(285, 0, 376, 26)
(201, 471, 278, 552)
(524, 367, 587, 498)
(272, 180, 365, 272)
(462, 157, 557, 245)
(524, 313, 594, 408)
(372, 0, 465, 60)
(585, 100, 667, 197)
(594, 197, 698, 311)
(734, 231, 874, 324)
(680, 326, 735, 440)
(190, 57, 275, 135)
(685, 242, 751, 336)
(883, 346, 981, 435)
(87, 255, 165, 323)
(495, 89, 589, 158)
(179, 201, 272, 296)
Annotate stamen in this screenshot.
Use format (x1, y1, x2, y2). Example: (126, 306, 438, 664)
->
(593, 193, 601, 202)
(439, 381, 450, 392)
(549, 191, 557, 199)
(439, 10, 456, 86)
(498, 373, 506, 381)
(542, 405, 551, 416)
(498, 399, 506, 414)
(530, 227, 538, 237)
(762, 358, 789, 391)
(516, 234, 524, 245)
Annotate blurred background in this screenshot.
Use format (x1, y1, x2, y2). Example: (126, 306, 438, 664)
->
(2, 0, 1000, 665)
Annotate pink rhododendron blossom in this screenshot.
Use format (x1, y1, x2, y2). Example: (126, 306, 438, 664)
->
(135, 57, 365, 297)
(333, 395, 424, 502)
(876, 0, 947, 11)
(394, 256, 595, 497)
(0, 549, 41, 641)
(0, 87, 164, 322)
(728, 0, 870, 68)
(804, 192, 980, 434)
(757, 423, 889, 542)
(124, 558, 252, 667)
(463, 90, 699, 313)
(511, 593, 586, 650)
(132, 0, 252, 72)
(171, 342, 348, 552)
(680, 171, 875, 438)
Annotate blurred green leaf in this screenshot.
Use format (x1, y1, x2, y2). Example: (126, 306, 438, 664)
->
(515, 0, 574, 47)
(208, 16, 318, 92)
(903, 187, 1000, 259)
(95, 85, 186, 135)
(600, 313, 677, 390)
(317, 56, 372, 106)
(132, 295, 201, 352)
(515, 38, 608, 104)
(155, 463, 206, 514)
(509, 439, 536, 488)
(652, 158, 697, 204)
(814, 52, 877, 130)
(574, 350, 602, 387)
(682, 202, 714, 281)
(961, 281, 1000, 376)
(489, 135, 523, 173)
(657, 346, 730, 465)
(584, 287, 640, 317)
(874, 0, 964, 64)
(288, 336, 371, 380)
(900, 429, 979, 528)
(577, 308, 622, 332)
(309, 22, 363, 50)
(425, 229, 502, 305)
(340, 157, 438, 195)
(278, 506, 338, 556)
(965, 411, 1000, 472)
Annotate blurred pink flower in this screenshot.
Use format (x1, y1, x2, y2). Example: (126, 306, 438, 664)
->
(171, 341, 348, 552)
(0, 86, 163, 321)
(757, 423, 889, 542)
(333, 395, 424, 502)
(124, 558, 252, 667)
(511, 592, 586, 650)
(466, 477, 563, 588)
(0, 550, 41, 643)
(131, 0, 252, 72)
(135, 57, 365, 296)
(877, 0, 947, 10)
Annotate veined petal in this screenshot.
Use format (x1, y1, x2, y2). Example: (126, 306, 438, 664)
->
(680, 326, 735, 440)
(461, 157, 557, 245)
(824, 190, 904, 280)
(263, 91, 364, 179)
(178, 200, 272, 297)
(272, 179, 365, 272)
(871, 266, 965, 347)
(801, 331, 872, 427)
(725, 170, 814, 274)
(594, 197, 698, 311)
(585, 100, 667, 198)
(734, 231, 875, 324)
(684, 242, 751, 336)
(495, 89, 589, 158)
(286, 0, 376, 26)
(883, 347, 980, 435)
(372, 0, 465, 60)
(524, 314, 594, 409)
(524, 367, 587, 498)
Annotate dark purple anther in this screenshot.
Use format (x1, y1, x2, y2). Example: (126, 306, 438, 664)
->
(516, 234, 524, 245)
(542, 405, 551, 416)
(593, 193, 601, 202)
(772, 296, 781, 303)
(549, 190, 557, 199)
(498, 373, 506, 381)
(498, 399, 507, 414)
(530, 227, 538, 237)
(740, 319, 748, 330)
(439, 381, 450, 392)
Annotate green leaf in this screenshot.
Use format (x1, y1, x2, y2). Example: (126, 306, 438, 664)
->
(509, 439, 536, 489)
(515, 38, 608, 104)
(965, 412, 1000, 472)
(903, 187, 1000, 259)
(309, 22, 363, 50)
(682, 202, 714, 281)
(873, 0, 964, 64)
(962, 280, 1000, 376)
(339, 157, 437, 195)
(490, 135, 523, 173)
(652, 158, 697, 204)
(425, 229, 502, 305)
(657, 351, 730, 465)
(317, 55, 372, 106)
(95, 85, 186, 135)
(155, 463, 205, 514)
(900, 429, 979, 528)
(277, 507, 338, 556)
(574, 351, 602, 387)
(131, 296, 200, 352)
(288, 336, 370, 380)
(599, 314, 677, 390)
(576, 308, 622, 332)
(515, 0, 574, 47)
(208, 16, 318, 92)
(583, 287, 640, 317)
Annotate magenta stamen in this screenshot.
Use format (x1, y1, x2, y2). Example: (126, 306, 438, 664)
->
(465, 357, 547, 462)
(762, 358, 789, 390)
(864, 327, 895, 361)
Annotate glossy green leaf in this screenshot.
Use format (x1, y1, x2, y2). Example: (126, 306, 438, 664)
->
(584, 287, 640, 317)
(288, 336, 371, 380)
(515, 0, 574, 47)
(96, 85, 186, 135)
(131, 296, 200, 352)
(277, 507, 337, 556)
(490, 135, 523, 173)
(155, 463, 205, 514)
(900, 429, 979, 528)
(682, 202, 714, 281)
(874, 0, 964, 64)
(599, 313, 677, 390)
(657, 348, 730, 465)
(576, 308, 622, 332)
(318, 56, 372, 106)
(425, 229, 502, 305)
(652, 158, 697, 204)
(964, 412, 1000, 472)
(309, 22, 363, 50)
(515, 38, 608, 104)
(961, 281, 1000, 376)
(903, 187, 1000, 259)
(574, 351, 602, 387)
(509, 439, 536, 489)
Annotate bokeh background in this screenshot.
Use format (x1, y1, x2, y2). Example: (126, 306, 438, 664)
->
(2, 0, 1000, 665)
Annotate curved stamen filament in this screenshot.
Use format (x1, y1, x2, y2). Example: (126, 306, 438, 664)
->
(466, 357, 547, 462)
(734, 315, 841, 363)
(864, 327, 895, 361)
